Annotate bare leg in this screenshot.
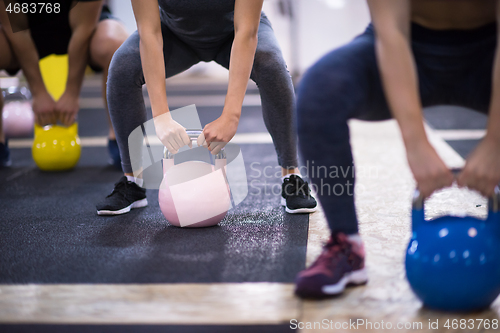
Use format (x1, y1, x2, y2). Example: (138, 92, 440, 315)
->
(88, 19, 129, 140)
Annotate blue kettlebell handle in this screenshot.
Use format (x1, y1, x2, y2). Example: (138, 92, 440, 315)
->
(412, 185, 499, 212)
(412, 183, 500, 232)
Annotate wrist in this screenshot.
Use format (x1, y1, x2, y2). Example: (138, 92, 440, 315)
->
(397, 119, 428, 148)
(401, 127, 430, 152)
(221, 108, 241, 122)
(483, 131, 500, 145)
(63, 85, 81, 98)
(30, 84, 50, 98)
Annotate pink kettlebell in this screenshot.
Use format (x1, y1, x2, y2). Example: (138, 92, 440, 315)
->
(159, 130, 231, 228)
(2, 86, 34, 138)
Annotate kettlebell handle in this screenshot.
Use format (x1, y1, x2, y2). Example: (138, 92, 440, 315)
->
(412, 185, 500, 213)
(163, 129, 226, 160)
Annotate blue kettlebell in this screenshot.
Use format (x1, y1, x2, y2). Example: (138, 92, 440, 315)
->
(405, 185, 500, 312)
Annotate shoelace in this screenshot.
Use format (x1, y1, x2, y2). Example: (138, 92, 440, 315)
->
(313, 236, 353, 269)
(107, 178, 129, 198)
(284, 176, 311, 198)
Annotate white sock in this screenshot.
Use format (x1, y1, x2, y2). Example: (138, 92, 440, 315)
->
(282, 173, 301, 182)
(347, 234, 362, 245)
(126, 175, 143, 187)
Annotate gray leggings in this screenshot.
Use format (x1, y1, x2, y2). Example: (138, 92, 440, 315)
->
(107, 14, 298, 174)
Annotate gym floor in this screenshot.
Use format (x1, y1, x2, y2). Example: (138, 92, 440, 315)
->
(0, 74, 499, 333)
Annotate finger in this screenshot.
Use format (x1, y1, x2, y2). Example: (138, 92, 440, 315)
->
(198, 133, 208, 149)
(173, 132, 186, 151)
(64, 111, 72, 127)
(443, 170, 455, 187)
(180, 130, 192, 149)
(69, 111, 77, 126)
(211, 141, 227, 155)
(50, 112, 58, 125)
(55, 110, 63, 125)
(417, 185, 432, 199)
(483, 183, 496, 197)
(209, 142, 221, 155)
(456, 171, 467, 188)
(35, 113, 42, 126)
(40, 113, 49, 126)
(165, 141, 177, 155)
(209, 141, 225, 155)
(475, 177, 492, 197)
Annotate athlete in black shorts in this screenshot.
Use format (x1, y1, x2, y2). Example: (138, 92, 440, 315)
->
(0, 0, 128, 168)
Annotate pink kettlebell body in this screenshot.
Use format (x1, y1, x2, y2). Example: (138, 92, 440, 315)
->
(159, 159, 231, 228)
(2, 101, 34, 138)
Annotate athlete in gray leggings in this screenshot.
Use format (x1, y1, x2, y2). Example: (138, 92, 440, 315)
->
(96, 0, 317, 215)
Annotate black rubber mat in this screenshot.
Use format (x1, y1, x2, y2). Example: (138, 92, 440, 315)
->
(424, 105, 487, 130)
(1, 79, 309, 284)
(0, 143, 308, 284)
(445, 139, 481, 159)
(424, 105, 486, 159)
(0, 325, 294, 333)
(77, 105, 268, 138)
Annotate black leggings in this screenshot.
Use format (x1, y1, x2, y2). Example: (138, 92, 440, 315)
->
(107, 14, 298, 174)
(296, 23, 495, 234)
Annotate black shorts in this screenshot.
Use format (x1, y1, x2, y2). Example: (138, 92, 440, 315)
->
(6, 5, 118, 75)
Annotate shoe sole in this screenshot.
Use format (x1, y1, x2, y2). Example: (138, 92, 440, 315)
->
(1, 159, 12, 168)
(97, 198, 148, 216)
(281, 197, 318, 214)
(321, 268, 368, 295)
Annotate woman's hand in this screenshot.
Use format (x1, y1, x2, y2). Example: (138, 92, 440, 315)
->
(154, 114, 191, 154)
(457, 136, 500, 197)
(32, 91, 57, 126)
(198, 115, 239, 155)
(55, 91, 79, 126)
(406, 140, 454, 198)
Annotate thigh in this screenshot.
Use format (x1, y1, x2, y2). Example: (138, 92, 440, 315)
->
(109, 24, 202, 85)
(161, 23, 201, 79)
(213, 13, 286, 77)
(0, 26, 19, 73)
(89, 19, 129, 71)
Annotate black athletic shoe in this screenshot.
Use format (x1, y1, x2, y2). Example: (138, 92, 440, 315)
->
(0, 140, 12, 168)
(281, 175, 318, 214)
(96, 176, 148, 215)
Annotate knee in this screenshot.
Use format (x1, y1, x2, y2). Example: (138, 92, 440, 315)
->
(252, 46, 288, 81)
(91, 21, 129, 69)
(95, 40, 124, 68)
(92, 38, 127, 70)
(107, 45, 143, 88)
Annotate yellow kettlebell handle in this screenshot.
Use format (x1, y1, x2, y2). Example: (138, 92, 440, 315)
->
(34, 122, 79, 137)
(39, 54, 69, 101)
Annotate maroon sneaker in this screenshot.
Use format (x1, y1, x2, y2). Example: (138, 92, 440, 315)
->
(295, 233, 367, 298)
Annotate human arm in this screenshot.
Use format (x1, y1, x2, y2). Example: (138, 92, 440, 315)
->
(0, 1, 55, 125)
(457, 1, 500, 197)
(56, 0, 101, 126)
(131, 0, 190, 154)
(367, 0, 453, 198)
(199, 0, 264, 154)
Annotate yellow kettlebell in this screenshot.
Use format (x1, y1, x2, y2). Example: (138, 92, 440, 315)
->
(32, 54, 81, 171)
(32, 123, 81, 171)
